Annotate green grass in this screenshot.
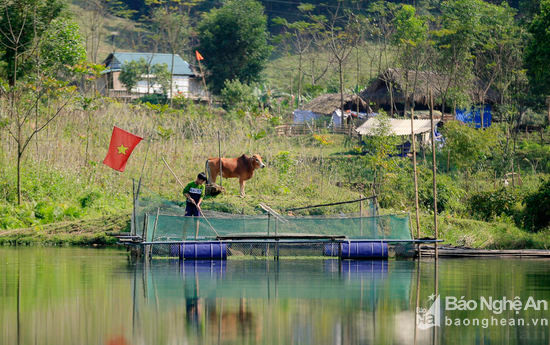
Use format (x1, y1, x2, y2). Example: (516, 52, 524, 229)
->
(0, 214, 129, 246)
(0, 98, 549, 249)
(419, 214, 550, 250)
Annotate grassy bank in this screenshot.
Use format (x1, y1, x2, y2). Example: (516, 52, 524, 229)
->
(0, 214, 129, 246)
(1, 100, 549, 248)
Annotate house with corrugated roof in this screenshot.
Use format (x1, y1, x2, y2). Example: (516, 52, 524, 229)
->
(98, 52, 206, 100)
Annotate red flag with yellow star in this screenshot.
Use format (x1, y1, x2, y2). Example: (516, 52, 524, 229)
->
(103, 126, 142, 172)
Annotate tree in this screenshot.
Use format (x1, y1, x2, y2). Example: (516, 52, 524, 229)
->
(0, 0, 65, 85)
(150, 6, 190, 105)
(0, 0, 85, 205)
(39, 19, 87, 78)
(313, 3, 360, 128)
(392, 4, 430, 112)
(151, 63, 171, 96)
(392, 4, 430, 239)
(472, 3, 518, 104)
(119, 58, 147, 93)
(526, 0, 550, 107)
(433, 0, 484, 115)
(198, 0, 271, 94)
(220, 79, 256, 111)
(273, 4, 321, 106)
(367, 1, 398, 115)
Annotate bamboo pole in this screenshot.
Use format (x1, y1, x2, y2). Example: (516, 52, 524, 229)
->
(360, 194, 364, 236)
(161, 156, 219, 237)
(410, 107, 421, 243)
(430, 89, 438, 259)
(218, 131, 222, 187)
(285, 196, 375, 212)
(197, 58, 210, 107)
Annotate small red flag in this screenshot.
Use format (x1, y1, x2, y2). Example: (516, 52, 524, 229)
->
(103, 126, 142, 172)
(195, 50, 204, 61)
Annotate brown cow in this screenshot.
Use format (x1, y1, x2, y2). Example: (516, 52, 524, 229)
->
(205, 154, 265, 197)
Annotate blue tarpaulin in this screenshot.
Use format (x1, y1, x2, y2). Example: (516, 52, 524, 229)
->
(455, 105, 492, 128)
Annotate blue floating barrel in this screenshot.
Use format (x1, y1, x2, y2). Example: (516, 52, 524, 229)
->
(340, 241, 388, 259)
(174, 242, 227, 260)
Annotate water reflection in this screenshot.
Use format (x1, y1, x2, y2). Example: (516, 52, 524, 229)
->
(0, 248, 549, 345)
(133, 258, 417, 345)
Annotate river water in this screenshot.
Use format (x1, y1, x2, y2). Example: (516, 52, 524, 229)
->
(0, 248, 549, 345)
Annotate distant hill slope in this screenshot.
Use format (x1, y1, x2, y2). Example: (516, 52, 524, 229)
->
(68, 1, 148, 64)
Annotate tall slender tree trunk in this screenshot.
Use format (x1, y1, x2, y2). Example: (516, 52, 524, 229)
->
(429, 89, 438, 258)
(297, 53, 303, 106)
(170, 52, 175, 106)
(17, 147, 22, 205)
(405, 71, 421, 240)
(339, 59, 345, 129)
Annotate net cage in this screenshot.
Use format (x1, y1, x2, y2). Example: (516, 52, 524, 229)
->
(133, 190, 413, 259)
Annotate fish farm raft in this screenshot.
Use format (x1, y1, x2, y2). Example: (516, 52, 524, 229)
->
(119, 193, 439, 260)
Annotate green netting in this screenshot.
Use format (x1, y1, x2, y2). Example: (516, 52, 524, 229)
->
(134, 189, 411, 243)
(141, 213, 411, 242)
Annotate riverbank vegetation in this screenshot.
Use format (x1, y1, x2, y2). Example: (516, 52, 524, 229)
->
(0, 0, 549, 248)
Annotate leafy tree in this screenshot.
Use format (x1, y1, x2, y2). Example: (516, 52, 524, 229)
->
(151, 63, 171, 96)
(472, 3, 521, 107)
(392, 4, 430, 112)
(441, 120, 502, 175)
(220, 79, 256, 111)
(0, 0, 65, 84)
(361, 113, 400, 196)
(119, 59, 171, 96)
(39, 19, 87, 78)
(525, 0, 550, 103)
(119, 58, 147, 92)
(198, 0, 271, 94)
(433, 0, 484, 114)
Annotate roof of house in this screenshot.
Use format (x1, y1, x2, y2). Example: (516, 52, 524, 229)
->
(102, 52, 195, 76)
(360, 68, 499, 106)
(300, 93, 368, 116)
(356, 117, 440, 136)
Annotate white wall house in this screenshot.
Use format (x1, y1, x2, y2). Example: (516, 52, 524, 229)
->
(98, 52, 207, 100)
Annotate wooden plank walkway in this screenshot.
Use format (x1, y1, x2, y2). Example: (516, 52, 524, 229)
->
(421, 245, 550, 257)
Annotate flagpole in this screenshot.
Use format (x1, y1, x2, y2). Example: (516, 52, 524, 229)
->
(196, 51, 210, 107)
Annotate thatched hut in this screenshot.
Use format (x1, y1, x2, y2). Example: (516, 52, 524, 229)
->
(360, 69, 448, 111)
(293, 93, 370, 126)
(360, 68, 498, 117)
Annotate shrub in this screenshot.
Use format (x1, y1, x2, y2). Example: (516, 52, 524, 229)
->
(136, 93, 168, 105)
(79, 191, 101, 208)
(220, 79, 257, 111)
(420, 174, 466, 214)
(468, 188, 519, 221)
(523, 180, 550, 232)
